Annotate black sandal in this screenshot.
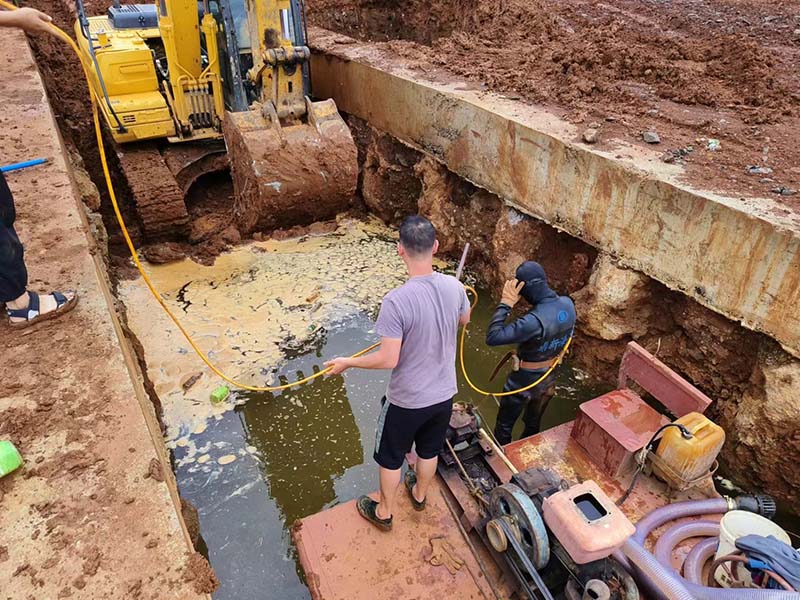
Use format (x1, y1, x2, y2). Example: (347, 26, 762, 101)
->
(356, 496, 392, 531)
(7, 290, 78, 330)
(404, 470, 426, 511)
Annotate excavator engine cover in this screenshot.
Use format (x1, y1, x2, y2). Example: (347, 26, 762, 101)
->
(224, 98, 358, 234)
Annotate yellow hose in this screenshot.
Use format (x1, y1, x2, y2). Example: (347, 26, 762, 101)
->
(0, 4, 376, 392)
(7, 4, 568, 397)
(459, 286, 572, 397)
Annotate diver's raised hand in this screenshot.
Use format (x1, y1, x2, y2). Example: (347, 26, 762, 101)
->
(500, 278, 525, 307)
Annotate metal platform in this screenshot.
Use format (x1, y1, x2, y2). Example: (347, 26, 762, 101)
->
(293, 482, 513, 600)
(294, 422, 717, 599)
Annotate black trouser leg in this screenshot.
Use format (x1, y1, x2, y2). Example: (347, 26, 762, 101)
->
(494, 392, 527, 446)
(521, 383, 555, 439)
(0, 171, 27, 303)
(493, 369, 556, 445)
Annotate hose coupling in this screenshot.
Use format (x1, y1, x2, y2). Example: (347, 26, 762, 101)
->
(733, 494, 777, 519)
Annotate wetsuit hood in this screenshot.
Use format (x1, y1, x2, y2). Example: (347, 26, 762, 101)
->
(515, 261, 556, 304)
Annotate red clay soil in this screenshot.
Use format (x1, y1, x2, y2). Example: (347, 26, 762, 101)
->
(307, 0, 800, 206)
(0, 26, 214, 599)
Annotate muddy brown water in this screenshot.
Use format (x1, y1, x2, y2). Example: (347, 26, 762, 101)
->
(172, 284, 609, 600)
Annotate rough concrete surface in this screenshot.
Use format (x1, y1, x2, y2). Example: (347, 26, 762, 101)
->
(310, 29, 800, 360)
(0, 29, 212, 599)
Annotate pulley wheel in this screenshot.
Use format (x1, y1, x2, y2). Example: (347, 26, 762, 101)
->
(489, 483, 550, 570)
(486, 516, 521, 553)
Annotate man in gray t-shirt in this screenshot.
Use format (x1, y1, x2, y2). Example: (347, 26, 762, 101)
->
(325, 216, 470, 531)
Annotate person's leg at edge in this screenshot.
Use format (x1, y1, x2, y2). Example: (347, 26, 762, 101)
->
(0, 172, 28, 306)
(369, 400, 414, 523)
(1, 171, 75, 321)
(376, 466, 402, 520)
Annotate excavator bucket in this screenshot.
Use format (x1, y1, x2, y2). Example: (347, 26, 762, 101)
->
(223, 98, 358, 234)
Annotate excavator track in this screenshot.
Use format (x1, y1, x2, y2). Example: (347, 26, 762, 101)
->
(116, 144, 190, 239)
(115, 142, 228, 241)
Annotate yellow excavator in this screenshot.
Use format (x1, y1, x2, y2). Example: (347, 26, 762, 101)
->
(74, 0, 357, 238)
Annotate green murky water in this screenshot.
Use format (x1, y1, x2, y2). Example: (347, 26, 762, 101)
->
(173, 281, 609, 600)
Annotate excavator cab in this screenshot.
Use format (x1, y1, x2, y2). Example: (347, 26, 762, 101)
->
(75, 0, 357, 238)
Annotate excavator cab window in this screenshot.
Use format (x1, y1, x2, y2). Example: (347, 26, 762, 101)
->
(227, 0, 251, 50)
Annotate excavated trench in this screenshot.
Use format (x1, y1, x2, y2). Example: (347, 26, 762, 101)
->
(21, 0, 800, 596)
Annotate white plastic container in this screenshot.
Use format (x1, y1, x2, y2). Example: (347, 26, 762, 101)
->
(714, 510, 791, 587)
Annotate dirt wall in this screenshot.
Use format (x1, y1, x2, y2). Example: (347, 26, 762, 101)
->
(351, 115, 800, 512)
(308, 0, 800, 203)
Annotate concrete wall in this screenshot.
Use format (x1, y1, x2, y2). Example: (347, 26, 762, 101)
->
(310, 28, 800, 359)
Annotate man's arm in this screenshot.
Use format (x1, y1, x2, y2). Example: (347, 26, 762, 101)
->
(0, 8, 54, 33)
(485, 306, 542, 346)
(324, 337, 402, 375)
(458, 283, 471, 326)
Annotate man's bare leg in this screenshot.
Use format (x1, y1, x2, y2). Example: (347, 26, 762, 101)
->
(375, 466, 402, 520)
(411, 456, 438, 503)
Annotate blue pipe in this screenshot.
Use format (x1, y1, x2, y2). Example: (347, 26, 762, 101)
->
(1, 158, 47, 173)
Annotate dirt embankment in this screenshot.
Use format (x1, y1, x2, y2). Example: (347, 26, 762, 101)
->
(351, 114, 800, 513)
(308, 0, 800, 207)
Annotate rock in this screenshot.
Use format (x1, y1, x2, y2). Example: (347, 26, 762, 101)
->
(189, 214, 227, 243)
(771, 186, 797, 196)
(707, 139, 721, 151)
(491, 207, 546, 288)
(747, 165, 773, 175)
(142, 242, 188, 264)
(351, 117, 422, 224)
(718, 349, 800, 514)
(180, 498, 201, 548)
(582, 128, 600, 144)
(219, 225, 241, 244)
(180, 372, 202, 392)
(70, 157, 101, 212)
(576, 79, 596, 95)
(571, 254, 656, 341)
(416, 155, 503, 283)
(642, 131, 661, 144)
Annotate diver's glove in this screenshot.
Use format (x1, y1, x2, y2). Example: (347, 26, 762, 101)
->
(500, 278, 525, 307)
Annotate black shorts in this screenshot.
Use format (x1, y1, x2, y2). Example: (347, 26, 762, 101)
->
(373, 397, 453, 470)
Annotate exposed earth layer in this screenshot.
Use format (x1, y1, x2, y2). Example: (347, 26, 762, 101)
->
(307, 0, 800, 207)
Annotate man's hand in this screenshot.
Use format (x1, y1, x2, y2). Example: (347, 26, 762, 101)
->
(323, 357, 351, 376)
(500, 278, 525, 307)
(3, 8, 53, 34)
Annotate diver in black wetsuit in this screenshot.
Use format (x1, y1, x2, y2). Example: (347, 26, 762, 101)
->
(486, 261, 576, 445)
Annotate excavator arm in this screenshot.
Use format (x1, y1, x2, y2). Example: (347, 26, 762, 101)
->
(157, 0, 225, 139)
(223, 0, 358, 233)
(75, 0, 357, 239)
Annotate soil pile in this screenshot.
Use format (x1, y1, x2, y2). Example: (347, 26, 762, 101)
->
(308, 0, 800, 202)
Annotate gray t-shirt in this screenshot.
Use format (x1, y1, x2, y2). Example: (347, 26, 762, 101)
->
(375, 272, 470, 409)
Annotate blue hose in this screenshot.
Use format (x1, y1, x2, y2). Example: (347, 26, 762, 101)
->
(1, 158, 47, 173)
